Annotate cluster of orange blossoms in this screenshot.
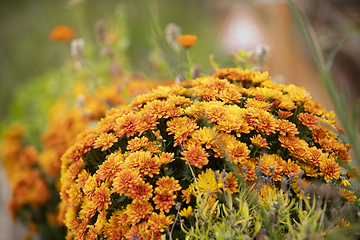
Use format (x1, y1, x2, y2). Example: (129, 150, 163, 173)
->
(0, 73, 173, 237)
(1, 125, 51, 215)
(60, 67, 357, 239)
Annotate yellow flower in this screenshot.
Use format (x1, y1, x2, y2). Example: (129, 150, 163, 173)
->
(196, 169, 223, 197)
(340, 218, 350, 227)
(177, 34, 197, 48)
(180, 206, 193, 218)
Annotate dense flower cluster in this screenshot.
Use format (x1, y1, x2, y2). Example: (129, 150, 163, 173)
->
(0, 74, 173, 238)
(1, 125, 51, 216)
(60, 67, 357, 239)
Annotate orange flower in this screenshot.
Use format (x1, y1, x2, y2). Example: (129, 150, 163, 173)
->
(276, 109, 293, 118)
(153, 176, 181, 213)
(124, 151, 161, 177)
(308, 147, 328, 167)
(339, 188, 356, 204)
(181, 144, 209, 168)
(226, 138, 250, 164)
(250, 134, 269, 149)
(143, 99, 170, 119)
(238, 160, 256, 181)
(97, 154, 122, 182)
(276, 119, 299, 137)
(245, 98, 270, 111)
(166, 116, 198, 146)
(148, 211, 173, 232)
(128, 180, 153, 203)
(114, 112, 140, 138)
(93, 132, 118, 151)
(223, 171, 239, 194)
(181, 184, 194, 204)
(177, 34, 197, 48)
(258, 154, 285, 181)
(126, 137, 149, 152)
(282, 159, 300, 177)
(319, 156, 341, 182)
(190, 127, 218, 150)
(112, 169, 142, 196)
(126, 201, 154, 225)
(156, 152, 175, 165)
(92, 183, 111, 212)
(301, 163, 319, 177)
(297, 112, 319, 130)
(49, 25, 75, 41)
(246, 107, 276, 135)
(347, 167, 359, 179)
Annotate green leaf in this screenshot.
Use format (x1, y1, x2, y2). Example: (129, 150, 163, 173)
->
(326, 37, 348, 70)
(352, 100, 360, 127)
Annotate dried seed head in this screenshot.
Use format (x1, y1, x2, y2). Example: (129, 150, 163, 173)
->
(75, 94, 85, 108)
(255, 44, 270, 63)
(266, 176, 272, 184)
(241, 164, 248, 179)
(70, 38, 84, 57)
(165, 23, 181, 48)
(175, 202, 181, 211)
(192, 64, 202, 79)
(281, 177, 288, 192)
(214, 171, 220, 183)
(221, 169, 227, 181)
(110, 63, 124, 79)
(95, 19, 106, 42)
(269, 210, 277, 223)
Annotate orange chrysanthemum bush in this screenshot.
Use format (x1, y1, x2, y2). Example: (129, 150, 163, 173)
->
(60, 67, 358, 239)
(0, 72, 173, 239)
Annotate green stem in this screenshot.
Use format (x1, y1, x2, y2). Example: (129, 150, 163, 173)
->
(185, 48, 192, 80)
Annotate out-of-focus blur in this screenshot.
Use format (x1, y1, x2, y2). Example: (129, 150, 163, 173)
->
(0, 0, 359, 239)
(1, 0, 360, 120)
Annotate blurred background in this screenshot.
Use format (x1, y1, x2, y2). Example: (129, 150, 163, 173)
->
(0, 0, 360, 239)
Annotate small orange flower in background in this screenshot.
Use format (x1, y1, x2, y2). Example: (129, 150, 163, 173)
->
(177, 34, 197, 48)
(49, 25, 75, 41)
(339, 188, 357, 204)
